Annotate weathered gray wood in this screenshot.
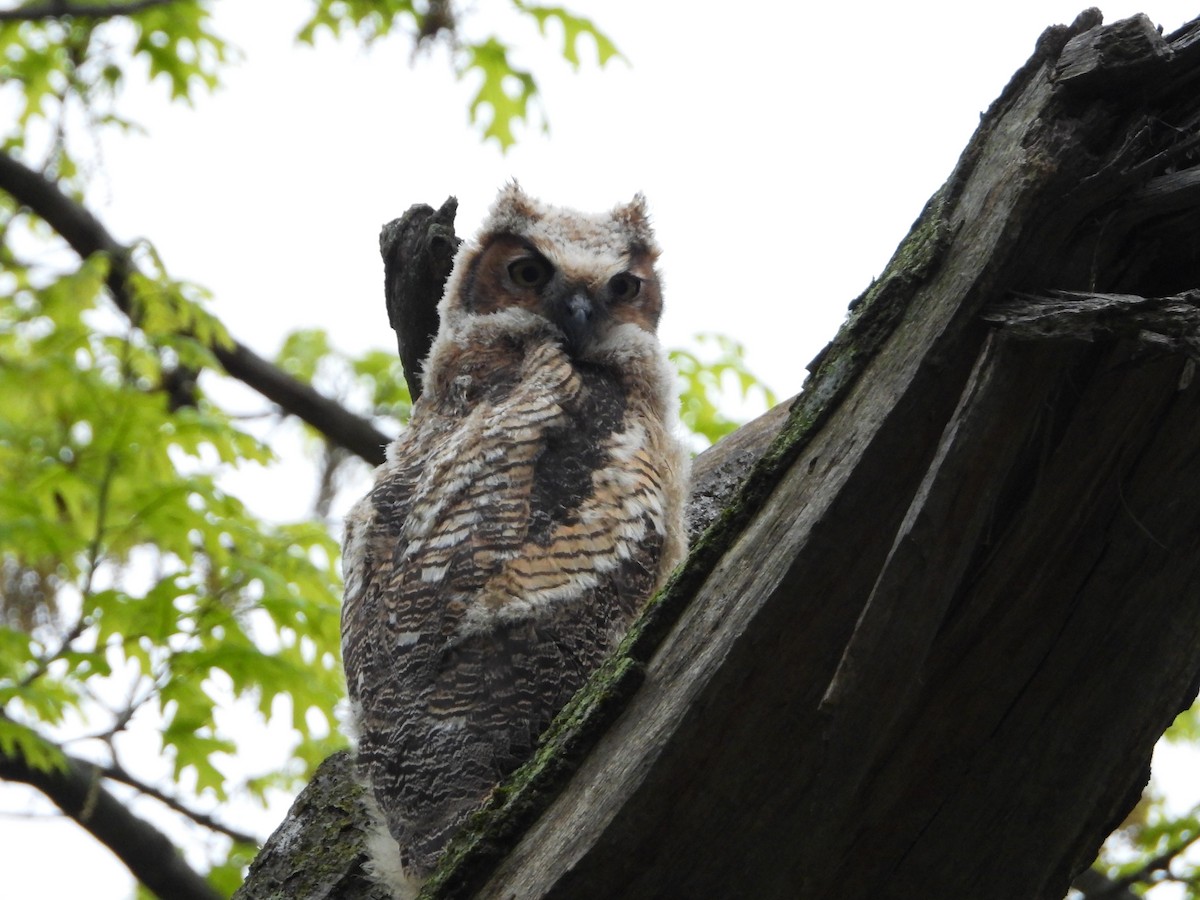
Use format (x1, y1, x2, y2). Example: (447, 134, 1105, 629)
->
(684, 397, 791, 540)
(1054, 12, 1172, 89)
(986, 289, 1200, 353)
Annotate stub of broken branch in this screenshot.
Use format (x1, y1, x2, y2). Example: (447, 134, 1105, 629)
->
(1054, 11, 1174, 91)
(379, 198, 461, 400)
(986, 290, 1200, 362)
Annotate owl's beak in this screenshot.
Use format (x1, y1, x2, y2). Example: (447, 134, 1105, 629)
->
(554, 292, 595, 356)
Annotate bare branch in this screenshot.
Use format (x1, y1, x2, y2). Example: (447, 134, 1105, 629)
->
(0, 147, 391, 466)
(103, 759, 259, 846)
(1090, 828, 1200, 898)
(0, 742, 224, 900)
(0, 0, 181, 23)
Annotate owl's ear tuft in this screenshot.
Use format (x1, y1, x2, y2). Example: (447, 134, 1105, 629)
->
(613, 193, 659, 258)
(486, 181, 539, 234)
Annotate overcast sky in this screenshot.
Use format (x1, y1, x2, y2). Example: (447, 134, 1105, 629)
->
(5, 2, 1200, 897)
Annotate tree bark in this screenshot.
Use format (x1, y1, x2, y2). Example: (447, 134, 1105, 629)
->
(237, 9, 1200, 900)
(379, 198, 461, 400)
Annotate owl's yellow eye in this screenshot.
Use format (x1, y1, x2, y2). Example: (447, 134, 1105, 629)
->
(508, 257, 552, 289)
(608, 273, 641, 302)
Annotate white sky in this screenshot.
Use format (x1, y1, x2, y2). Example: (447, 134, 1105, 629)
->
(5, 1, 1200, 898)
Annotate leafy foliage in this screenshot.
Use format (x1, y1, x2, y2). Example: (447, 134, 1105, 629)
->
(0, 0, 228, 180)
(298, 0, 425, 44)
(514, 1, 621, 70)
(277, 328, 412, 427)
(0, 239, 345, 811)
(462, 37, 542, 148)
(671, 333, 779, 448)
(1081, 702, 1200, 899)
(1165, 703, 1200, 746)
(298, 0, 623, 150)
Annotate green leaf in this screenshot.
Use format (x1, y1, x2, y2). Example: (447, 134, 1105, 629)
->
(1164, 700, 1200, 743)
(514, 2, 624, 70)
(129, 2, 229, 102)
(164, 725, 236, 797)
(670, 333, 778, 448)
(352, 349, 413, 421)
(0, 718, 67, 774)
(297, 0, 418, 44)
(276, 328, 333, 383)
(461, 38, 541, 151)
(206, 842, 259, 895)
(0, 627, 37, 683)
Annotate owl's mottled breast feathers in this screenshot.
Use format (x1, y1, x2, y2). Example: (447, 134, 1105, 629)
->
(341, 184, 689, 894)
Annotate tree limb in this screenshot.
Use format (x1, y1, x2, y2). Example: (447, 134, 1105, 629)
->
(0, 744, 223, 900)
(985, 289, 1200, 356)
(234, 750, 391, 900)
(103, 759, 258, 846)
(0, 0, 181, 22)
(0, 147, 391, 466)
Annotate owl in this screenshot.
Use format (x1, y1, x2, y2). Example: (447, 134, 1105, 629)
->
(341, 184, 690, 897)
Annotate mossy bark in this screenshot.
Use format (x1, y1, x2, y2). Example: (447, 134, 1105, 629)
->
(232, 752, 389, 900)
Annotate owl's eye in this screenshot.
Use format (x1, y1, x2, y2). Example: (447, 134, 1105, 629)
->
(508, 257, 552, 290)
(608, 273, 642, 302)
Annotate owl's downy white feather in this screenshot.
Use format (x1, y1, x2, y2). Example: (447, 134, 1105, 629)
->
(341, 184, 690, 896)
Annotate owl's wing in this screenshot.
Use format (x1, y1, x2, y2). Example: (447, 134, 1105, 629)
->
(343, 343, 597, 864)
(340, 421, 425, 720)
(388, 341, 585, 634)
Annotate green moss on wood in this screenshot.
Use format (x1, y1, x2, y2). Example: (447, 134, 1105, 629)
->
(233, 751, 389, 900)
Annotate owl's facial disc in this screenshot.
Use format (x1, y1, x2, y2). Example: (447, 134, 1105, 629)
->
(500, 250, 601, 354)
(467, 232, 659, 356)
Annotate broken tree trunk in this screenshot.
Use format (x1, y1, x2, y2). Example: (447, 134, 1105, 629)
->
(235, 9, 1200, 900)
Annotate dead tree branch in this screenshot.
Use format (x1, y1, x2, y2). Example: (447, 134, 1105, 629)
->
(379, 199, 461, 400)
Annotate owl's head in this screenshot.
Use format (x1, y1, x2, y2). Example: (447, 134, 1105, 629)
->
(436, 184, 664, 360)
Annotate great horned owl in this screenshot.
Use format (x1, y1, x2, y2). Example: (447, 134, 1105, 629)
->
(341, 184, 690, 896)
